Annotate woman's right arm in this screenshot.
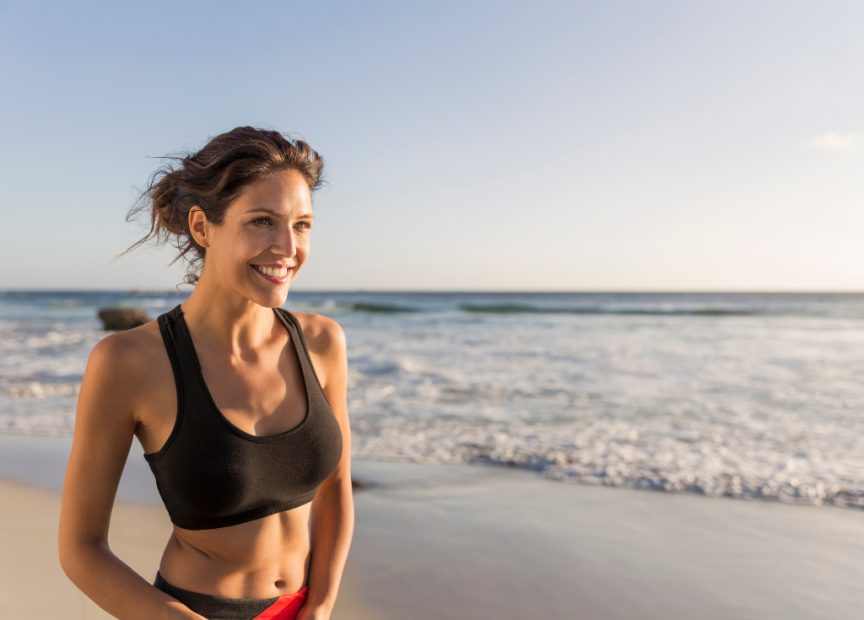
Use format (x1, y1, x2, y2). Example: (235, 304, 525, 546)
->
(58, 332, 204, 620)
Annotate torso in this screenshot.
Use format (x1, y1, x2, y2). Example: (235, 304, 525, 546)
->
(127, 309, 333, 598)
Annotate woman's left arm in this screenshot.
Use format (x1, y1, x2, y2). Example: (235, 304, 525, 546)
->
(299, 315, 354, 619)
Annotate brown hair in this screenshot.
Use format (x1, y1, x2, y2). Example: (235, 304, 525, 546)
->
(126, 126, 324, 284)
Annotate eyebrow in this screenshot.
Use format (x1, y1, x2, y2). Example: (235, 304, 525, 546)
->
(245, 208, 314, 220)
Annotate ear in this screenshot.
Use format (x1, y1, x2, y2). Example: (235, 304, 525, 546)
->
(188, 207, 210, 248)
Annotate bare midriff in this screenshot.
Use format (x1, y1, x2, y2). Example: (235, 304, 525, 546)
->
(158, 504, 312, 599)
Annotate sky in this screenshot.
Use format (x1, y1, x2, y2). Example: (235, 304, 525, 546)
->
(1, 0, 863, 291)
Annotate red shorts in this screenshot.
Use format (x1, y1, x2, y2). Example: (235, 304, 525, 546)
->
(254, 587, 308, 619)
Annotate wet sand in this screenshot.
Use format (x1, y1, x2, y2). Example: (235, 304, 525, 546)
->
(1, 434, 863, 619)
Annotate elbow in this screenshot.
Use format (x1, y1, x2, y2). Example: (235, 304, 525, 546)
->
(58, 535, 83, 582)
(58, 538, 78, 583)
(58, 516, 76, 577)
(58, 528, 106, 583)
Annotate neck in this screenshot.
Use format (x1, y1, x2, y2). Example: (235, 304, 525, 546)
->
(180, 265, 281, 352)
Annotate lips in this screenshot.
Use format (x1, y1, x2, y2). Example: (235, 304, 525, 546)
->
(251, 264, 292, 284)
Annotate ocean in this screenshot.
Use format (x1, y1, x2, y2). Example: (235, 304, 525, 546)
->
(2, 290, 863, 509)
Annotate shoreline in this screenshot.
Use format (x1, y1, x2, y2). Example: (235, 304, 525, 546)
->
(1, 435, 864, 618)
(5, 290, 864, 517)
(1, 430, 860, 513)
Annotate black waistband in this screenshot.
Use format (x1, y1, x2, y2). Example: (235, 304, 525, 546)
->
(154, 571, 279, 620)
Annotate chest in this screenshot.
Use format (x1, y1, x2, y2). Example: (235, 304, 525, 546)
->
(196, 337, 309, 438)
(144, 307, 344, 530)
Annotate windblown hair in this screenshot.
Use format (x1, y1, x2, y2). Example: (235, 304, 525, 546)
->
(127, 126, 324, 284)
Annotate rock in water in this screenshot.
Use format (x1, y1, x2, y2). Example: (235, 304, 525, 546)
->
(98, 308, 150, 331)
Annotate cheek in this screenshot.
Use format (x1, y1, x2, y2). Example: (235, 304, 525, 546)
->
(297, 235, 312, 258)
(211, 229, 266, 269)
(241, 228, 272, 251)
(237, 235, 266, 260)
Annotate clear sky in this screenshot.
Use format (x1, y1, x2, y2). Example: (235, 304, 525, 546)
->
(1, 1, 863, 291)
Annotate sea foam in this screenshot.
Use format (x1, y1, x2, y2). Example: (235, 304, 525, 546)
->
(2, 291, 864, 508)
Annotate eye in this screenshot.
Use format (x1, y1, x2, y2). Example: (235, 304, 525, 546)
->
(251, 217, 273, 226)
(295, 221, 313, 231)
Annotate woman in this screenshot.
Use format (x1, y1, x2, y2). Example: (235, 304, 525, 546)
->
(58, 127, 353, 620)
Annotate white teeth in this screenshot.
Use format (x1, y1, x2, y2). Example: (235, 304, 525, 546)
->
(255, 266, 288, 278)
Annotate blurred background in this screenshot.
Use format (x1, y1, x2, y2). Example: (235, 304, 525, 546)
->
(2, 1, 864, 619)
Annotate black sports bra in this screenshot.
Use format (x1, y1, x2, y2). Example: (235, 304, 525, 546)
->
(144, 305, 343, 530)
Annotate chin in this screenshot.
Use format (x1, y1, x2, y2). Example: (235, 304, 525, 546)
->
(253, 288, 290, 309)
(234, 280, 287, 309)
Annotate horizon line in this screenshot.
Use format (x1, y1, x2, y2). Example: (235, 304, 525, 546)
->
(4, 288, 864, 295)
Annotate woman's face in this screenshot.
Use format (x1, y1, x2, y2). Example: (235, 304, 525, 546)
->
(194, 169, 314, 308)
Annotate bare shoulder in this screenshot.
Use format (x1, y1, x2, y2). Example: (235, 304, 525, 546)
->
(289, 312, 346, 391)
(88, 320, 164, 376)
(82, 320, 168, 413)
(290, 311, 346, 358)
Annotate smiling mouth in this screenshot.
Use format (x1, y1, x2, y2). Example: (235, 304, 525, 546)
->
(252, 265, 290, 277)
(251, 264, 292, 283)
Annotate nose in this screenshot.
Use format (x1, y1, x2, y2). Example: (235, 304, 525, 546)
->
(271, 225, 297, 259)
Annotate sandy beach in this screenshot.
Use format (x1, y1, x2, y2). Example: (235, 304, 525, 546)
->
(0, 477, 373, 620)
(0, 437, 377, 620)
(1, 434, 864, 619)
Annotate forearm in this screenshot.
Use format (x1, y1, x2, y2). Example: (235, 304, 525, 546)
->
(60, 539, 203, 620)
(305, 480, 355, 612)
